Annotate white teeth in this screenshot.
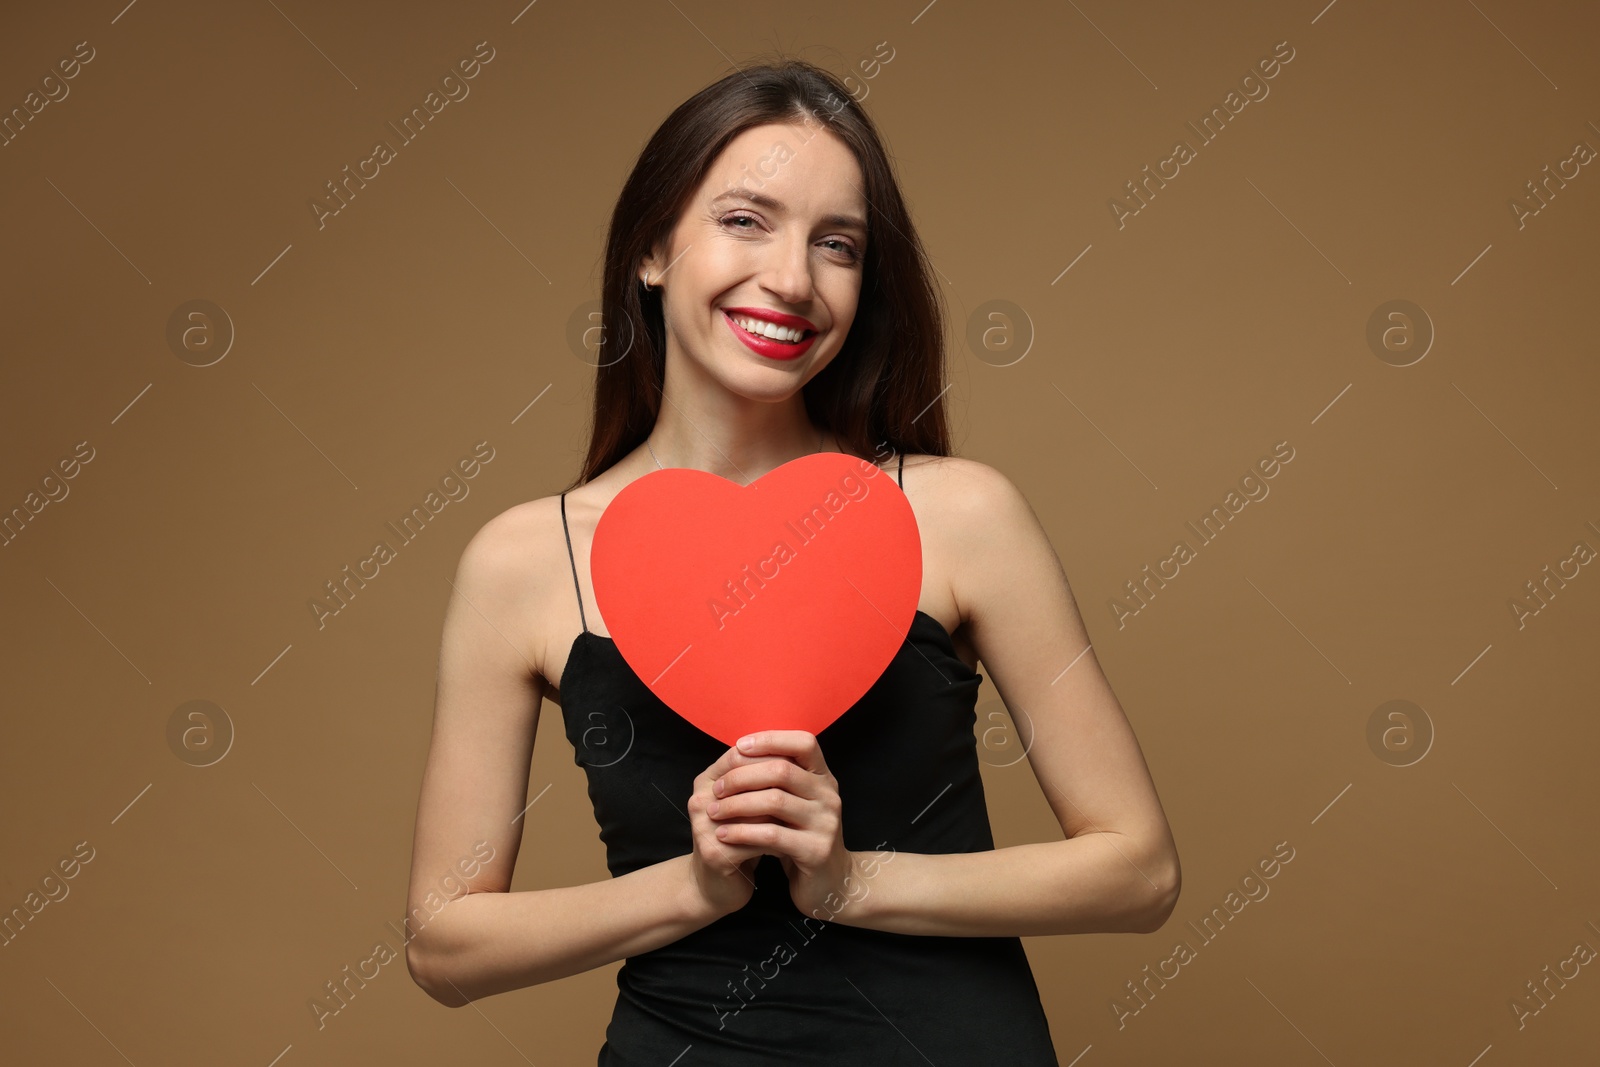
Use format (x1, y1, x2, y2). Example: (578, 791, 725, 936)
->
(731, 313, 808, 344)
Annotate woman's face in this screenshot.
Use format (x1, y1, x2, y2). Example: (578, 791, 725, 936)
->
(644, 119, 868, 401)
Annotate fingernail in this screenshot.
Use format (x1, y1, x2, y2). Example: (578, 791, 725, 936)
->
(708, 800, 720, 815)
(714, 778, 725, 795)
(737, 735, 754, 751)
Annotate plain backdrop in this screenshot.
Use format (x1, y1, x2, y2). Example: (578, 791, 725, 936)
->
(1, 1, 1597, 1064)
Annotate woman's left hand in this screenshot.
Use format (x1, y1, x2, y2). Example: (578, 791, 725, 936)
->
(706, 731, 863, 920)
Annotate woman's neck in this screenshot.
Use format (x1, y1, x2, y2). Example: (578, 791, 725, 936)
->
(642, 411, 835, 484)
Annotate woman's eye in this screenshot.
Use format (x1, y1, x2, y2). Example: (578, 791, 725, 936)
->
(721, 215, 861, 262)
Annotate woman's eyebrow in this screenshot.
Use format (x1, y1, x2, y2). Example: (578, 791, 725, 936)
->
(710, 189, 867, 234)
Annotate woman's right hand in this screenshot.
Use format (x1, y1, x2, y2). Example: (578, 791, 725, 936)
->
(686, 745, 795, 916)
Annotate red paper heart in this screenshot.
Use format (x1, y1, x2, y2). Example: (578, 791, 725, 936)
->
(590, 451, 922, 747)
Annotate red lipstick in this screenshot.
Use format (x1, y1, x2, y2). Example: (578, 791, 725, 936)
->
(721, 308, 818, 361)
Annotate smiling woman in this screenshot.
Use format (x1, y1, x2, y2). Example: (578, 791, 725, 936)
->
(405, 55, 1180, 1066)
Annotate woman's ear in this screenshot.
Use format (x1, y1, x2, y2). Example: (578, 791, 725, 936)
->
(639, 239, 670, 290)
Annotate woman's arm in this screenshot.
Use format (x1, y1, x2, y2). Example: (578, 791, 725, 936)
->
(403, 502, 733, 1007)
(835, 458, 1181, 938)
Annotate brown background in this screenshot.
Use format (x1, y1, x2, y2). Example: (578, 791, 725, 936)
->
(2, 0, 1597, 1063)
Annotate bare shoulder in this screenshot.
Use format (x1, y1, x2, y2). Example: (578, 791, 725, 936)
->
(899, 454, 1060, 624)
(457, 495, 560, 584)
(450, 493, 570, 683)
(899, 453, 1035, 537)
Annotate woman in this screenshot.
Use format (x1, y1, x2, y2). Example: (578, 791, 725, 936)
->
(405, 58, 1180, 1064)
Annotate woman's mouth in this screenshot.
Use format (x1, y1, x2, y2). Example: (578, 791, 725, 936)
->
(722, 310, 818, 361)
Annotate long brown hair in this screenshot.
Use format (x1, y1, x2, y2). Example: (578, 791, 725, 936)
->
(563, 57, 951, 492)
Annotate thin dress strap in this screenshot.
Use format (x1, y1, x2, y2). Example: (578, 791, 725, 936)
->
(897, 451, 904, 488)
(559, 492, 589, 633)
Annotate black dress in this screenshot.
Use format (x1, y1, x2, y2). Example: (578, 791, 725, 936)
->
(555, 454, 1060, 1066)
